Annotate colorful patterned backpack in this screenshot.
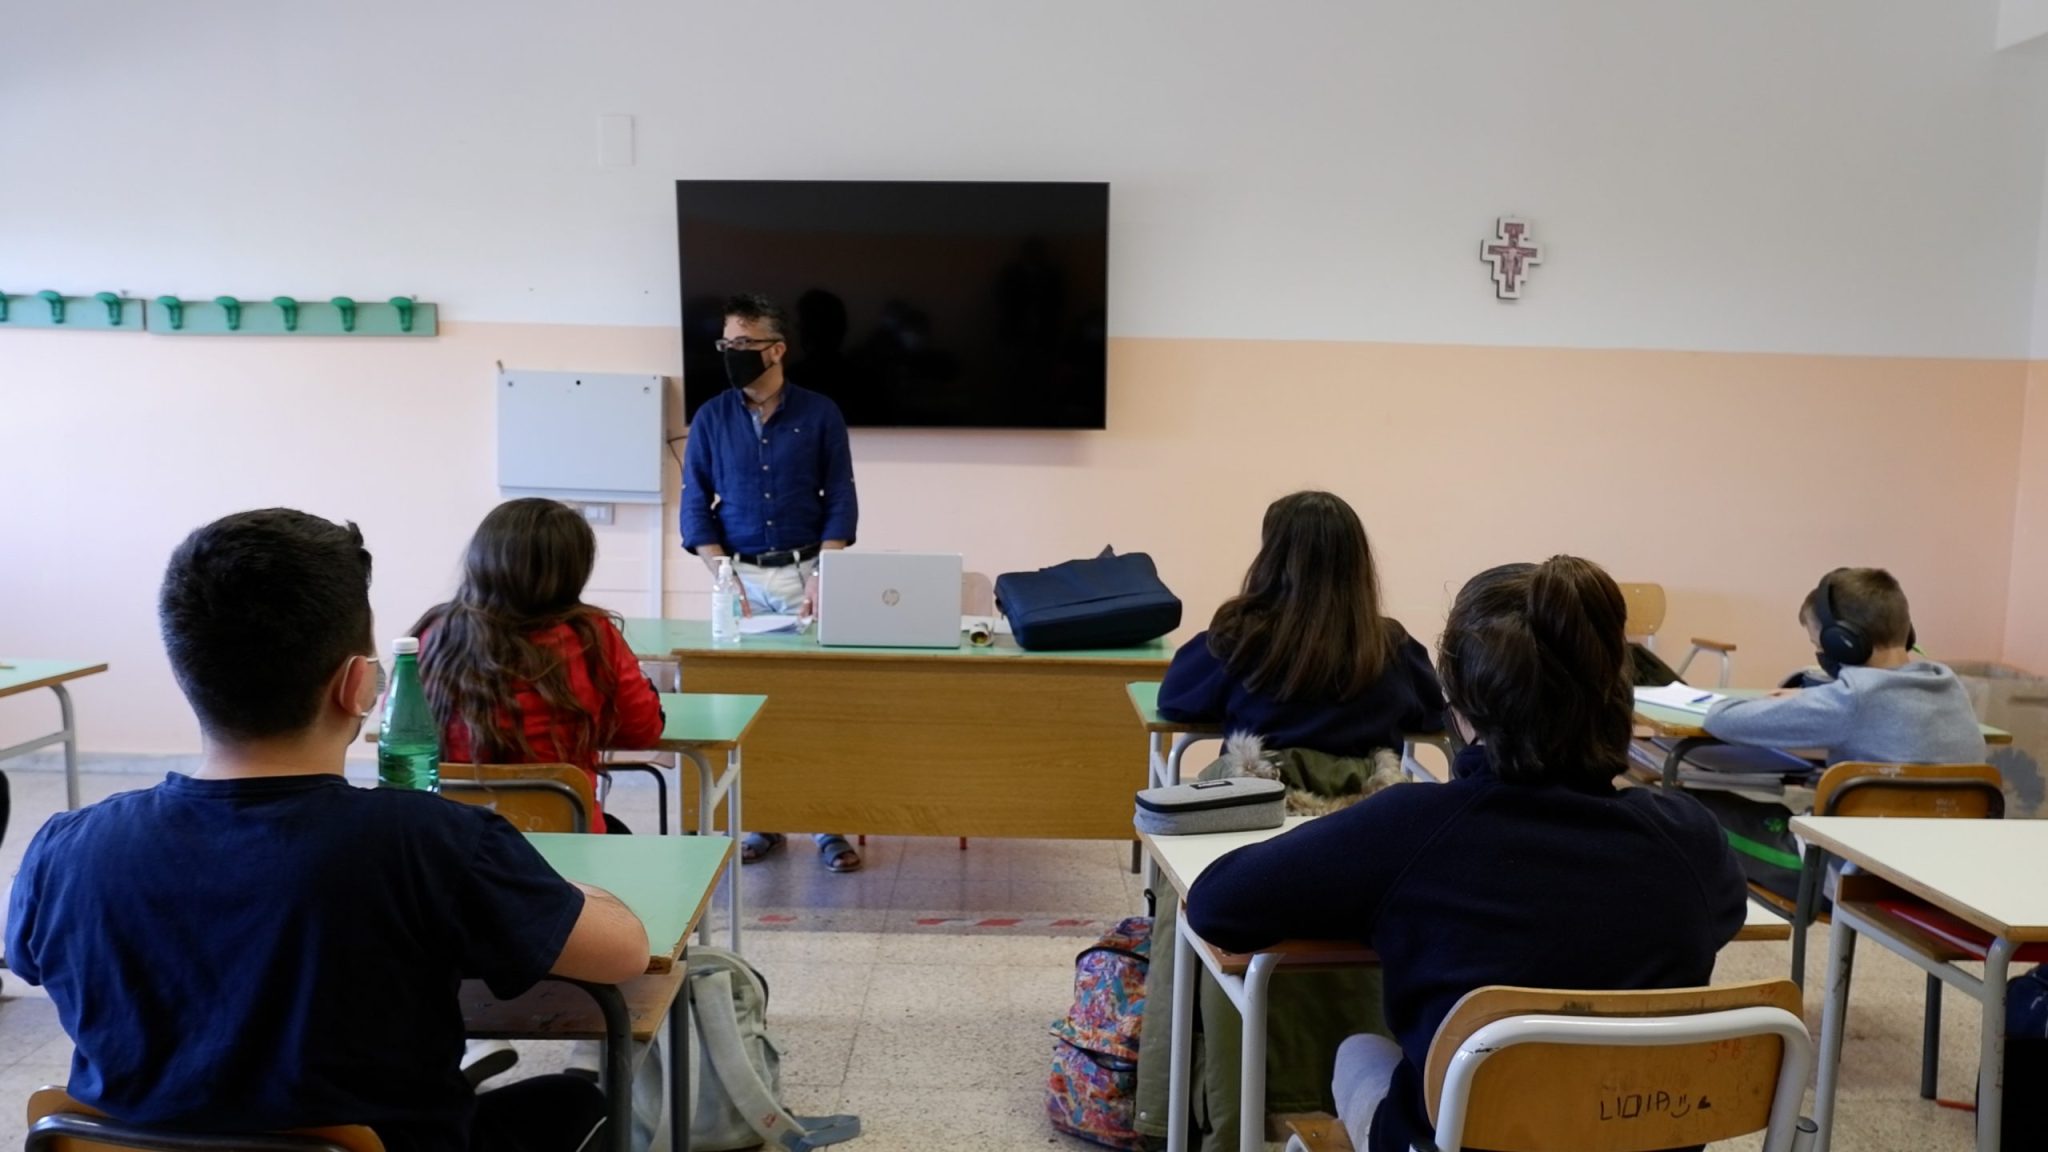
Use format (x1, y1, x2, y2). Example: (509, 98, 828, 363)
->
(1047, 916, 1152, 1149)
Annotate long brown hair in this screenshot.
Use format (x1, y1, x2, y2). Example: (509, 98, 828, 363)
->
(1436, 556, 1632, 787)
(410, 498, 621, 764)
(1208, 491, 1393, 702)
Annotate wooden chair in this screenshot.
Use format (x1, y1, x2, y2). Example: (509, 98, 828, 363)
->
(1619, 581, 1738, 688)
(1434, 981, 1812, 1151)
(1774, 760, 2004, 1100)
(1289, 981, 1814, 1152)
(26, 1087, 385, 1152)
(440, 762, 597, 833)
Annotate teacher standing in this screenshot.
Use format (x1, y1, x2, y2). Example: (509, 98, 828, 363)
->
(681, 293, 862, 873)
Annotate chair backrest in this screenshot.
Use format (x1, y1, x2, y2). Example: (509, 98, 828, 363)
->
(961, 570, 995, 616)
(26, 1088, 385, 1152)
(1423, 980, 1809, 1152)
(1618, 583, 1666, 645)
(1814, 761, 2005, 820)
(439, 762, 596, 833)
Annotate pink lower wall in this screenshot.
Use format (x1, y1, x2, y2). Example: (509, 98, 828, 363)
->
(0, 323, 2030, 753)
(2004, 365, 2048, 673)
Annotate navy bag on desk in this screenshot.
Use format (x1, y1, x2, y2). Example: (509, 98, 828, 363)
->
(996, 549, 1182, 651)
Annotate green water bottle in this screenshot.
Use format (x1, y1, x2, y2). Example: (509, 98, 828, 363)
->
(377, 637, 440, 792)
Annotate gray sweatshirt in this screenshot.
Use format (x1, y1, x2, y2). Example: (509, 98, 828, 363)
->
(1703, 661, 1986, 765)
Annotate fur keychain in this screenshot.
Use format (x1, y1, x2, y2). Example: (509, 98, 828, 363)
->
(1212, 731, 1409, 817)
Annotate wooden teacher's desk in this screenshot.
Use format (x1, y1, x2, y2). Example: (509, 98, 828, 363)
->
(623, 618, 1167, 841)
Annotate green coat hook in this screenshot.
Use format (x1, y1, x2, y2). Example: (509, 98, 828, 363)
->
(95, 292, 123, 326)
(214, 296, 242, 331)
(332, 296, 357, 333)
(390, 296, 416, 333)
(154, 296, 184, 330)
(272, 296, 299, 332)
(37, 290, 64, 324)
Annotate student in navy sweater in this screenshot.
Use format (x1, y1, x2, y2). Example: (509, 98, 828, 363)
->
(1187, 556, 1747, 1152)
(1157, 490, 1443, 755)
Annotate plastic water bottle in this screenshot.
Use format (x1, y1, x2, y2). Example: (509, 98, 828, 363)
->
(377, 637, 441, 791)
(711, 558, 741, 647)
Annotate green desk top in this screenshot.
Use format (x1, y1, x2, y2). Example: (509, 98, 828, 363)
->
(1127, 681, 1222, 734)
(526, 832, 731, 966)
(0, 659, 108, 700)
(1632, 688, 2010, 744)
(656, 692, 765, 749)
(623, 617, 1170, 664)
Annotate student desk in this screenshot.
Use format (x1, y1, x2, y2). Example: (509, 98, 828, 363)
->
(1124, 681, 1452, 891)
(622, 618, 1166, 840)
(1146, 820, 1792, 1152)
(0, 660, 107, 810)
(1632, 691, 2011, 790)
(652, 692, 763, 954)
(1792, 817, 2048, 1152)
(462, 832, 731, 1152)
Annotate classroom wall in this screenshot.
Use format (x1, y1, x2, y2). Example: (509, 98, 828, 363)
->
(2005, 366, 2048, 672)
(0, 324, 2028, 753)
(4, 0, 2047, 753)
(5, 1, 2046, 355)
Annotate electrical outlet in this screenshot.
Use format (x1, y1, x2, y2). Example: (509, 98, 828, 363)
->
(577, 502, 615, 526)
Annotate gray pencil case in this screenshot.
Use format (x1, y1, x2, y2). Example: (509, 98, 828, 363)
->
(1134, 777, 1285, 836)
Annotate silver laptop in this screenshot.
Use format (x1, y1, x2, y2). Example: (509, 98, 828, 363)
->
(816, 552, 964, 649)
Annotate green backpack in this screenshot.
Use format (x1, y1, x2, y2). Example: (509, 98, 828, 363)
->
(679, 947, 862, 1151)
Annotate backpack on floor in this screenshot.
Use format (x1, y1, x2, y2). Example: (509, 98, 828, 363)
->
(1047, 916, 1152, 1150)
(686, 947, 861, 1151)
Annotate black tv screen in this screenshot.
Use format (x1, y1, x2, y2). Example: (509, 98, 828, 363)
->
(677, 180, 1109, 429)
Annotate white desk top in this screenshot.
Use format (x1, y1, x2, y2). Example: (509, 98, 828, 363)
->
(1143, 819, 1788, 942)
(1791, 816, 2048, 943)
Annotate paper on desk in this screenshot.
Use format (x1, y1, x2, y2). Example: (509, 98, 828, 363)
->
(1634, 684, 1727, 713)
(739, 614, 805, 636)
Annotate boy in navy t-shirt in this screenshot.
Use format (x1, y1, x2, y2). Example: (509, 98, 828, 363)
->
(6, 509, 652, 1152)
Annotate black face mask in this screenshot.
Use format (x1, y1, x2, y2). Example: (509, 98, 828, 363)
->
(722, 348, 768, 389)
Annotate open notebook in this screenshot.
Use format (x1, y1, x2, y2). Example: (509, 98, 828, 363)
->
(1633, 684, 1728, 714)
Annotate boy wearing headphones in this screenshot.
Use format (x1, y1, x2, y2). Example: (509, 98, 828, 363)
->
(1703, 568, 1985, 765)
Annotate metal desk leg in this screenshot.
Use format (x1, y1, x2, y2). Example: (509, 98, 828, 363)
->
(1810, 911, 1860, 1152)
(1660, 736, 1709, 790)
(1237, 954, 1279, 1152)
(671, 969, 693, 1152)
(682, 749, 743, 954)
(54, 684, 78, 811)
(1978, 938, 2016, 1152)
(1167, 913, 1197, 1152)
(725, 749, 743, 955)
(1144, 734, 1166, 889)
(684, 751, 717, 948)
(572, 980, 634, 1152)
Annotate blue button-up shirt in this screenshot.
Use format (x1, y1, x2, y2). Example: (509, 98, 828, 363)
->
(681, 384, 858, 556)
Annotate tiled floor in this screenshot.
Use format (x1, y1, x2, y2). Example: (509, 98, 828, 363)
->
(0, 763, 1996, 1150)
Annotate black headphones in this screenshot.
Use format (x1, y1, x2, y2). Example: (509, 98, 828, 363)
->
(1811, 569, 1915, 678)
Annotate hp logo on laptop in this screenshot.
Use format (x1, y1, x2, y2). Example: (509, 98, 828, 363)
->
(882, 588, 901, 607)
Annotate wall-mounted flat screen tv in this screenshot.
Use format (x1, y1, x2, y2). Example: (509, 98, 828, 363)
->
(678, 179, 1109, 429)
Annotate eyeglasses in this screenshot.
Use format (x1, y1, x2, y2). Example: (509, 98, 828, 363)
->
(714, 337, 785, 352)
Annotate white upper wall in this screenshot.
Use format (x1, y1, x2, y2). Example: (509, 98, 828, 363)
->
(5, 0, 2047, 356)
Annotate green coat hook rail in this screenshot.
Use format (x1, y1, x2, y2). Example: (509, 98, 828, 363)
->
(144, 295, 436, 337)
(0, 290, 144, 330)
